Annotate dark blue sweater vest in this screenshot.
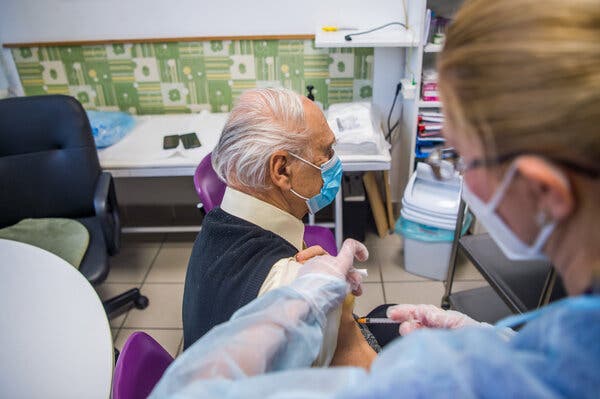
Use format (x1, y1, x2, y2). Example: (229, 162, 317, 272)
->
(183, 207, 297, 349)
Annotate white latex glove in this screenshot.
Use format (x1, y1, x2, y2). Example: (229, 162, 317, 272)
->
(297, 239, 369, 296)
(386, 304, 480, 336)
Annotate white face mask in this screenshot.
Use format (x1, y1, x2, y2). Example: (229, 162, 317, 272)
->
(461, 163, 556, 261)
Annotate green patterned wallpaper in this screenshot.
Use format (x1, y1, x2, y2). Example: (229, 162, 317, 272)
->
(12, 40, 374, 114)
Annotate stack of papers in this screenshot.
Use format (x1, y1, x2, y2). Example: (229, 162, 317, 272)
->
(326, 102, 390, 158)
(416, 111, 445, 158)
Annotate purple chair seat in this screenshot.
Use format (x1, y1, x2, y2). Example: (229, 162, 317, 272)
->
(112, 332, 174, 399)
(194, 153, 338, 256)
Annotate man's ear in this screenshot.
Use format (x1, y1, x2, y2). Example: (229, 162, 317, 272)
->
(517, 156, 575, 222)
(269, 150, 293, 190)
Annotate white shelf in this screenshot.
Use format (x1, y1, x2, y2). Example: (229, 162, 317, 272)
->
(315, 27, 418, 48)
(418, 100, 442, 108)
(424, 43, 443, 53)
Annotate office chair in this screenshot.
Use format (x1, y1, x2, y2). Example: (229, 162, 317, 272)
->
(193, 152, 338, 255)
(112, 332, 174, 399)
(0, 94, 147, 317)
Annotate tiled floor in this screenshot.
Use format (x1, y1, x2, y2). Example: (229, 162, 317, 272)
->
(97, 230, 488, 358)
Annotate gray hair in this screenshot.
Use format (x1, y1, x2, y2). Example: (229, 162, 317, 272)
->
(212, 87, 310, 190)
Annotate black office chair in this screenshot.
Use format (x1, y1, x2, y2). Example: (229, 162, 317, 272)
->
(0, 94, 148, 318)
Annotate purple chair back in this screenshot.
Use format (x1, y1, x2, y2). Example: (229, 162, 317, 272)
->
(112, 332, 174, 399)
(304, 225, 337, 256)
(193, 153, 337, 255)
(193, 153, 225, 212)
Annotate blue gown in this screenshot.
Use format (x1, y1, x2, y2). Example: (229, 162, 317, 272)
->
(150, 274, 600, 398)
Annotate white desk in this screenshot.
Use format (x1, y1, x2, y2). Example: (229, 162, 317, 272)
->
(0, 239, 113, 399)
(98, 112, 391, 247)
(98, 112, 224, 177)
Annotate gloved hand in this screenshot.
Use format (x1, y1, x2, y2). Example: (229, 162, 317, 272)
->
(297, 239, 369, 296)
(386, 304, 480, 336)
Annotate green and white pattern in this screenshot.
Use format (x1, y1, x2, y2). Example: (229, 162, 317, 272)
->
(12, 40, 374, 114)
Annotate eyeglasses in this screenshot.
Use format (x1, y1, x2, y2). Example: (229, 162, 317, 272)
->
(425, 146, 599, 181)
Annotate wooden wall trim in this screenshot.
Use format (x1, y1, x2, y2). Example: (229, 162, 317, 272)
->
(3, 34, 316, 48)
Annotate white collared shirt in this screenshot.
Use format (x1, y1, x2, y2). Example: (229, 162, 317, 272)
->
(220, 187, 341, 367)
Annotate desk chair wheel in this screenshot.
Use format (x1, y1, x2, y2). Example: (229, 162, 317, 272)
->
(134, 295, 149, 310)
(104, 288, 148, 318)
(441, 297, 451, 310)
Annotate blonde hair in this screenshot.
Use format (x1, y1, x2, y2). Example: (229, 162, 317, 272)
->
(438, 0, 600, 174)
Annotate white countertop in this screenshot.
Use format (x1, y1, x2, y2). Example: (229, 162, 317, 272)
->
(98, 111, 391, 177)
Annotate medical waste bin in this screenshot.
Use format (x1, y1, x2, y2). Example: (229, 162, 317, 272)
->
(396, 163, 471, 280)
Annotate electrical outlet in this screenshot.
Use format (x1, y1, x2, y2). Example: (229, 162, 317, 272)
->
(401, 79, 417, 99)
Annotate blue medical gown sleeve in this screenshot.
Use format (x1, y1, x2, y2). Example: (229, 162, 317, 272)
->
(149, 273, 368, 398)
(151, 272, 599, 399)
(340, 298, 600, 399)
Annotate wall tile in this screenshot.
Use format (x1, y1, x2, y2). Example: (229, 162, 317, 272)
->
(13, 40, 373, 114)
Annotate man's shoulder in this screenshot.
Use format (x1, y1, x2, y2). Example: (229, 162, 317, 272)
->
(204, 207, 252, 226)
(258, 258, 302, 296)
(197, 207, 297, 256)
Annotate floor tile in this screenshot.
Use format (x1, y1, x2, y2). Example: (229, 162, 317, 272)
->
(376, 245, 429, 283)
(123, 283, 184, 329)
(358, 251, 382, 283)
(145, 242, 193, 283)
(109, 313, 128, 329)
(176, 336, 184, 357)
(363, 231, 403, 249)
(165, 232, 199, 243)
(115, 328, 183, 358)
(354, 282, 385, 316)
(106, 245, 161, 283)
(95, 283, 138, 328)
(453, 252, 484, 281)
(384, 281, 446, 306)
(451, 280, 489, 292)
(111, 328, 120, 341)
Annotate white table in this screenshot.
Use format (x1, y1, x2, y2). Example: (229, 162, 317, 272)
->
(0, 239, 113, 399)
(98, 112, 391, 247)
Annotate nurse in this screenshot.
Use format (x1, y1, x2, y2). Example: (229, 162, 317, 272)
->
(150, 0, 599, 397)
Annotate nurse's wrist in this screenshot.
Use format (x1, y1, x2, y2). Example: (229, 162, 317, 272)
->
(291, 274, 348, 316)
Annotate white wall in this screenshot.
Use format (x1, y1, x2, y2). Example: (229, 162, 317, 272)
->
(0, 0, 409, 103)
(0, 0, 405, 43)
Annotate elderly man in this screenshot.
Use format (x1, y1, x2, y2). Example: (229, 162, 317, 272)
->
(182, 87, 376, 368)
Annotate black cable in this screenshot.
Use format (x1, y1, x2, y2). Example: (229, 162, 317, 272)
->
(345, 22, 408, 41)
(386, 82, 402, 141)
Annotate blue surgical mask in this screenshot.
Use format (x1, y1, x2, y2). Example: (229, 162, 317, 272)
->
(289, 151, 343, 214)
